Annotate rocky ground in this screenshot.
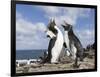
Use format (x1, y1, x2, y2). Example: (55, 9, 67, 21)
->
(16, 51, 95, 73)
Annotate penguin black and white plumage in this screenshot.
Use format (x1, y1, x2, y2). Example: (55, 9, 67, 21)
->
(42, 19, 64, 64)
(62, 21, 84, 67)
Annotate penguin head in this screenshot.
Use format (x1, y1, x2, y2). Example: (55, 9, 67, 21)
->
(61, 21, 72, 31)
(46, 19, 58, 38)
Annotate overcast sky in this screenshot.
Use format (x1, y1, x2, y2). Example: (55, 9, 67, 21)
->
(16, 4, 95, 50)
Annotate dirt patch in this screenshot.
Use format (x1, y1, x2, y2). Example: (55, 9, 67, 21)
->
(16, 56, 95, 73)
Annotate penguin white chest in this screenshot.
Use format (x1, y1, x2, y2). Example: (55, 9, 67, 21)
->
(64, 31, 70, 49)
(51, 28, 64, 63)
(71, 44, 77, 60)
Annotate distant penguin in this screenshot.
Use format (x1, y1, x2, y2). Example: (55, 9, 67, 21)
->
(62, 21, 84, 67)
(42, 19, 64, 64)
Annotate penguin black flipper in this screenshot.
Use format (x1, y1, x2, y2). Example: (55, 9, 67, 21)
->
(63, 42, 67, 48)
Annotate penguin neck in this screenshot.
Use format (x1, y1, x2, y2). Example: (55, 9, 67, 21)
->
(64, 31, 69, 39)
(54, 26, 63, 41)
(68, 28, 74, 36)
(54, 26, 62, 35)
(54, 26, 59, 32)
(65, 31, 68, 34)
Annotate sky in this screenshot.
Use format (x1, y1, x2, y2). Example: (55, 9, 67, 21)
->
(16, 4, 95, 50)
